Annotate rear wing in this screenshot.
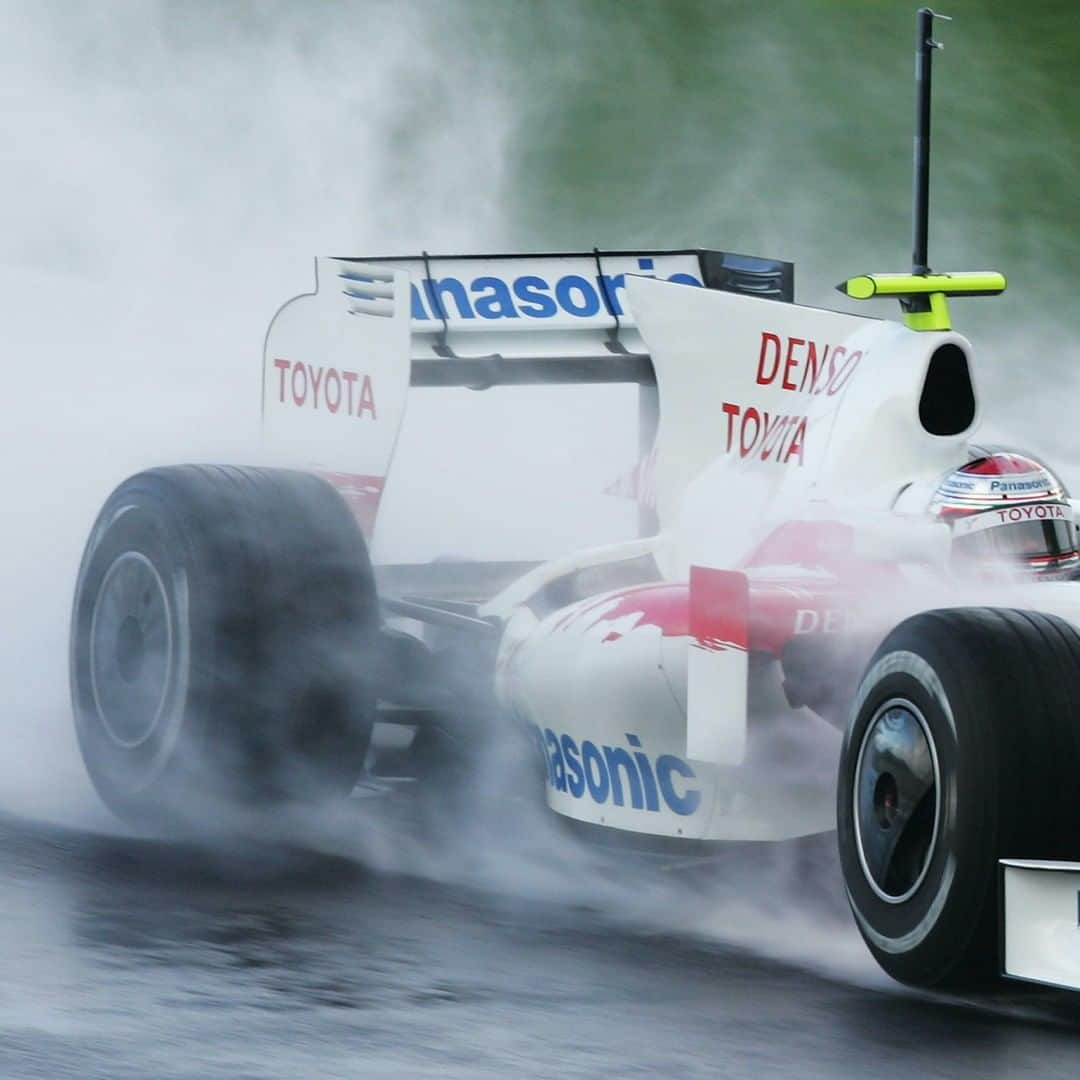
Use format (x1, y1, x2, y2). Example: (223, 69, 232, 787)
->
(262, 249, 793, 539)
(350, 250, 792, 384)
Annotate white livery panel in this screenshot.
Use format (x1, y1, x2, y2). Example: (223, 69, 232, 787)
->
(262, 261, 413, 537)
(503, 578, 836, 843)
(625, 275, 980, 563)
(1002, 860, 1080, 991)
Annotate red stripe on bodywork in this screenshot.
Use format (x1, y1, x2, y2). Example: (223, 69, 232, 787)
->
(576, 584, 690, 641)
(690, 567, 748, 652)
(565, 569, 854, 658)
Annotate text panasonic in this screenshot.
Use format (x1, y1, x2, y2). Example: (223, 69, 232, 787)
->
(990, 478, 1049, 493)
(536, 728, 701, 816)
(383, 258, 702, 323)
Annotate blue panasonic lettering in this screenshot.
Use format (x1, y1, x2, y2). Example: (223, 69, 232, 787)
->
(472, 276, 519, 319)
(656, 755, 701, 816)
(990, 478, 1044, 492)
(555, 275, 601, 317)
(603, 745, 644, 809)
(599, 273, 627, 316)
(625, 733, 660, 811)
(582, 741, 610, 803)
(545, 728, 567, 792)
(410, 284, 428, 320)
(512, 275, 557, 317)
(561, 734, 586, 798)
(425, 277, 474, 320)
(537, 728, 699, 816)
(408, 261, 703, 322)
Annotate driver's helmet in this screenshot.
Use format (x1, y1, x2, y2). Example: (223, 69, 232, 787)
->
(929, 450, 1080, 580)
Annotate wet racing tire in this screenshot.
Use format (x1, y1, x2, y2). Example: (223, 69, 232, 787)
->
(837, 607, 1080, 989)
(70, 465, 379, 825)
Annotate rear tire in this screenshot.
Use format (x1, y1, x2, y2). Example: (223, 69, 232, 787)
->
(837, 607, 1080, 989)
(70, 465, 378, 825)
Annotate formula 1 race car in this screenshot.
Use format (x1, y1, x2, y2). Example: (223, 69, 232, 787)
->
(67, 11, 1080, 993)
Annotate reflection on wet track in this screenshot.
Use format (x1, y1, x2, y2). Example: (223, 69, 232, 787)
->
(1, 811, 1079, 1079)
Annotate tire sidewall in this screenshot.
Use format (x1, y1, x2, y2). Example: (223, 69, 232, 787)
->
(70, 466, 379, 820)
(837, 644, 998, 984)
(71, 490, 212, 816)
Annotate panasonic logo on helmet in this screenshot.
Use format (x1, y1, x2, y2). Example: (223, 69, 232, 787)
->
(535, 728, 701, 816)
(989, 478, 1047, 492)
(405, 258, 702, 322)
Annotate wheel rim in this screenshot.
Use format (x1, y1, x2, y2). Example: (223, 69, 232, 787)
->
(853, 697, 941, 904)
(89, 552, 174, 749)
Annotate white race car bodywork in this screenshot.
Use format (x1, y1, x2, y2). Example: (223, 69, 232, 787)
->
(1002, 861, 1080, 991)
(46, 4, 1054, 993)
(501, 578, 839, 842)
(262, 251, 1080, 845)
(489, 276, 977, 841)
(261, 251, 1080, 988)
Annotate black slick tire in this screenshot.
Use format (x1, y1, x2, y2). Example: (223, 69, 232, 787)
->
(70, 465, 379, 825)
(836, 607, 1080, 989)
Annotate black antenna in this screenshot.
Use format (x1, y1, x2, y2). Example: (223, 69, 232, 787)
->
(837, 9, 1005, 330)
(912, 8, 950, 276)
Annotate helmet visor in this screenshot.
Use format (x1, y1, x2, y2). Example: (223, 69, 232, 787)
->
(952, 504, 1077, 569)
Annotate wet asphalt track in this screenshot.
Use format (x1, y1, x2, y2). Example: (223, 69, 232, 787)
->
(2, 804, 1080, 1080)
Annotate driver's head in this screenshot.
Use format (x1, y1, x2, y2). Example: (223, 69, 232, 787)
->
(930, 450, 1079, 580)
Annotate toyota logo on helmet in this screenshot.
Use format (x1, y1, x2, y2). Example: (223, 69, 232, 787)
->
(930, 450, 1080, 580)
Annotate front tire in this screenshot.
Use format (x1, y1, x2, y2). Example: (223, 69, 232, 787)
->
(837, 607, 1080, 989)
(70, 465, 379, 825)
